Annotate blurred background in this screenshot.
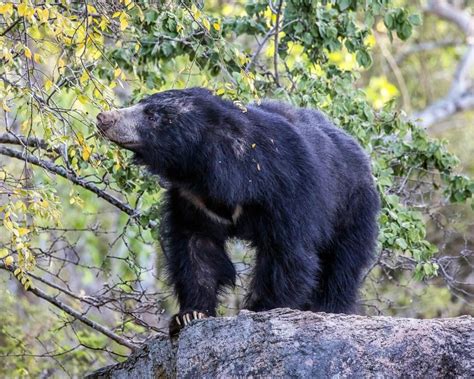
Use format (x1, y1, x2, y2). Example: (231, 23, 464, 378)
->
(0, 0, 473, 377)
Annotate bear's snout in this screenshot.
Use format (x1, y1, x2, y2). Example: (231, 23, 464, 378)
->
(96, 111, 119, 131)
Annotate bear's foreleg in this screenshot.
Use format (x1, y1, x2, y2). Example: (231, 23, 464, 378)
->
(164, 231, 236, 335)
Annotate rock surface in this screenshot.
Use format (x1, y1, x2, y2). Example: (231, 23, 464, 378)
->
(87, 308, 474, 378)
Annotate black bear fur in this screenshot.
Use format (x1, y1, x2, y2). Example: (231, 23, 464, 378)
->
(97, 87, 381, 324)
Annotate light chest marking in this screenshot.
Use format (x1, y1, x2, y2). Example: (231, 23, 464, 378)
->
(179, 189, 242, 226)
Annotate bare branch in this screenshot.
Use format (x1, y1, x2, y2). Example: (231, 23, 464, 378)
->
(414, 89, 474, 128)
(0, 145, 137, 217)
(245, 26, 277, 73)
(414, 1, 474, 127)
(0, 132, 65, 155)
(375, 33, 412, 111)
(273, 0, 284, 87)
(1, 19, 21, 37)
(427, 0, 474, 36)
(0, 262, 140, 350)
(395, 39, 463, 64)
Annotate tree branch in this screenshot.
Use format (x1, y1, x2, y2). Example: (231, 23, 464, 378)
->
(245, 26, 277, 73)
(273, 0, 283, 87)
(0, 145, 137, 217)
(0, 261, 140, 350)
(0, 133, 64, 155)
(427, 0, 474, 35)
(1, 19, 21, 37)
(415, 1, 474, 127)
(395, 39, 463, 64)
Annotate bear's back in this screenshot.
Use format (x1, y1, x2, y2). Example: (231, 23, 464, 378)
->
(254, 100, 373, 190)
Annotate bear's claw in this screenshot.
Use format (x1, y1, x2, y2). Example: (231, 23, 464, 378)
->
(169, 311, 208, 337)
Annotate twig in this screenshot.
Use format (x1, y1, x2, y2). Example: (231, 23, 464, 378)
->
(1, 19, 21, 37)
(0, 261, 140, 350)
(245, 26, 277, 73)
(375, 33, 412, 111)
(0, 132, 64, 155)
(273, 0, 284, 87)
(395, 39, 463, 64)
(414, 0, 474, 127)
(0, 145, 137, 217)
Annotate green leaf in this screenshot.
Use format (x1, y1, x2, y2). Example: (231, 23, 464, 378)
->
(356, 50, 373, 68)
(408, 14, 422, 26)
(338, 0, 352, 11)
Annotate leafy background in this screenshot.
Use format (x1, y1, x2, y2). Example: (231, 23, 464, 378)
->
(0, 0, 473, 376)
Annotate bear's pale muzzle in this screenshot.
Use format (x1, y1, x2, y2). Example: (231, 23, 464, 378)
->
(96, 108, 142, 150)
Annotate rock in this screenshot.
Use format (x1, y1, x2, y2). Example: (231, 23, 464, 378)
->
(86, 308, 474, 378)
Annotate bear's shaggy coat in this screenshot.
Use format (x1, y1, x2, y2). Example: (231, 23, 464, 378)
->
(96, 88, 380, 334)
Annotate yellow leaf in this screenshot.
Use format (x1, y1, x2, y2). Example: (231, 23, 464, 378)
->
(17, 227, 30, 237)
(77, 94, 88, 104)
(99, 16, 109, 31)
(112, 11, 121, 18)
(18, 3, 28, 16)
(4, 256, 14, 267)
(86, 4, 97, 14)
(202, 18, 210, 31)
(0, 3, 13, 15)
(82, 145, 91, 161)
(365, 34, 376, 48)
(36, 8, 49, 23)
(119, 13, 129, 31)
(0, 171, 6, 180)
(0, 248, 8, 259)
(44, 79, 53, 91)
(213, 22, 221, 31)
(1, 100, 11, 112)
(24, 47, 32, 59)
(34, 53, 42, 64)
(191, 4, 201, 19)
(114, 68, 122, 78)
(29, 25, 42, 39)
(80, 71, 90, 85)
(1, 47, 13, 62)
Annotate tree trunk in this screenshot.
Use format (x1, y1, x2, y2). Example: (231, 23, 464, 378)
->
(87, 308, 474, 378)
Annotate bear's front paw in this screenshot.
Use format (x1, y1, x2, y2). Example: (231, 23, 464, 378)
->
(169, 310, 208, 337)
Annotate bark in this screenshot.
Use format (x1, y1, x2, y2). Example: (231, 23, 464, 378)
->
(87, 308, 474, 378)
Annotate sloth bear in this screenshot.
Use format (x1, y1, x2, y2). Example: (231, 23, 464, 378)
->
(96, 87, 380, 336)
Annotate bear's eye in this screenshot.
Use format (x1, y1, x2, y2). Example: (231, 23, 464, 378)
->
(147, 114, 158, 123)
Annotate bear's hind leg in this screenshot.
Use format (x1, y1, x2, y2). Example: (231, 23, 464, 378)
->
(244, 240, 318, 312)
(310, 190, 379, 314)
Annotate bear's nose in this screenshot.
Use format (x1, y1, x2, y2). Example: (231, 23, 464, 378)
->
(96, 111, 118, 130)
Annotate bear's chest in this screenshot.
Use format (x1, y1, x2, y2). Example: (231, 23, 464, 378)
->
(179, 188, 242, 227)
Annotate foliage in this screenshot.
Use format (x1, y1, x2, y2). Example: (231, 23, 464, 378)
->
(0, 0, 473, 375)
